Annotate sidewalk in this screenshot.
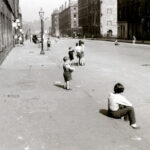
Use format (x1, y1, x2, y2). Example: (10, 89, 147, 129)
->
(79, 37, 150, 45)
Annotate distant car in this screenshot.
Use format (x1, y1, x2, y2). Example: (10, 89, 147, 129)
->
(32, 34, 41, 44)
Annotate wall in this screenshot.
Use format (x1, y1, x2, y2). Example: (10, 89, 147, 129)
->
(78, 0, 89, 36)
(100, 0, 118, 37)
(51, 11, 60, 37)
(59, 7, 70, 36)
(0, 0, 20, 64)
(118, 0, 150, 40)
(0, 0, 14, 52)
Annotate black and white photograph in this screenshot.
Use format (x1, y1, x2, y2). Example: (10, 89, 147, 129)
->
(0, 0, 150, 149)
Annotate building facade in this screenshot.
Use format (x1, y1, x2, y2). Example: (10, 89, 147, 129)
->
(100, 0, 118, 37)
(78, 0, 117, 38)
(51, 9, 60, 37)
(78, 0, 89, 36)
(118, 0, 150, 40)
(0, 0, 20, 61)
(59, 0, 79, 37)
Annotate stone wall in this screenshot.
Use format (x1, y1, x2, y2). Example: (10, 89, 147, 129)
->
(100, 0, 118, 37)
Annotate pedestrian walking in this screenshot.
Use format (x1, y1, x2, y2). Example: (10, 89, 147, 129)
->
(133, 35, 136, 45)
(18, 35, 23, 46)
(114, 39, 119, 46)
(63, 56, 75, 90)
(76, 42, 82, 66)
(108, 83, 140, 129)
(79, 40, 85, 66)
(68, 47, 75, 64)
(47, 37, 51, 50)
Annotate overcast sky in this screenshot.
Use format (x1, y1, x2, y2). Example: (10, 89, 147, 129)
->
(20, 0, 67, 22)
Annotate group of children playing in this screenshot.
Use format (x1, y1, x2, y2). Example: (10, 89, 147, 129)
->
(61, 39, 139, 129)
(62, 40, 85, 90)
(68, 40, 85, 66)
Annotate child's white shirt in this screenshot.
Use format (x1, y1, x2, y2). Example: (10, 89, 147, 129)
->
(108, 93, 133, 111)
(75, 46, 81, 53)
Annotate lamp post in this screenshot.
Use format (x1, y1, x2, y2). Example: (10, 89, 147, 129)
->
(39, 8, 45, 55)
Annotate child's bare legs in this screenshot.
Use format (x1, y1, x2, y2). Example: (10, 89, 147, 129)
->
(81, 58, 85, 66)
(66, 81, 70, 90)
(79, 58, 81, 66)
(64, 81, 70, 90)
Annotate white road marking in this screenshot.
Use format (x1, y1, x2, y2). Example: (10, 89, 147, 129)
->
(17, 136, 24, 141)
(24, 146, 30, 150)
(131, 136, 142, 141)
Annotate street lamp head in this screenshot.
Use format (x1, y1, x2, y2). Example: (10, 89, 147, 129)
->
(39, 8, 44, 19)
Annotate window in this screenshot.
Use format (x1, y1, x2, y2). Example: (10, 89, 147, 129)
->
(147, 21, 150, 32)
(74, 21, 77, 27)
(107, 8, 112, 14)
(107, 21, 112, 26)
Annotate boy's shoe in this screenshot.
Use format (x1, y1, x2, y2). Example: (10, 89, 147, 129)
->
(131, 124, 140, 129)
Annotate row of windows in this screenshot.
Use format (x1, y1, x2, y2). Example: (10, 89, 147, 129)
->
(0, 12, 13, 52)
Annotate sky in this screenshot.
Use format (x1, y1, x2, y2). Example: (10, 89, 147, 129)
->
(20, 0, 67, 22)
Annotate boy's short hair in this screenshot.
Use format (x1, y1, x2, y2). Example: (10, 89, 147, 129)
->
(76, 43, 79, 46)
(114, 83, 125, 94)
(69, 47, 72, 50)
(79, 40, 84, 45)
(63, 56, 69, 62)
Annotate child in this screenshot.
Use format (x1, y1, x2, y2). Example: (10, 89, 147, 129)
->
(76, 42, 82, 66)
(114, 40, 119, 46)
(75, 43, 80, 65)
(68, 47, 75, 64)
(108, 83, 139, 129)
(47, 38, 51, 50)
(63, 56, 75, 90)
(80, 41, 85, 66)
(133, 35, 136, 45)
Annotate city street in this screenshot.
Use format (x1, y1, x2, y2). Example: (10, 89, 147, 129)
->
(0, 38, 150, 150)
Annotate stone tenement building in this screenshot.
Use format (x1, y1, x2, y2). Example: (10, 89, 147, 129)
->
(78, 0, 117, 38)
(78, 0, 89, 36)
(59, 0, 79, 37)
(118, 0, 150, 40)
(100, 0, 117, 37)
(0, 0, 20, 63)
(51, 9, 60, 37)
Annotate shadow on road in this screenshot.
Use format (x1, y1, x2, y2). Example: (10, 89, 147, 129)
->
(99, 109, 109, 117)
(54, 83, 65, 89)
(99, 109, 122, 119)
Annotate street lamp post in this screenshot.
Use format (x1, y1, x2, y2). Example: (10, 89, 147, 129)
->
(39, 8, 45, 55)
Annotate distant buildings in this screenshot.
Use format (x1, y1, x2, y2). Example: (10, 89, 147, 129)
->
(78, 0, 89, 36)
(51, 9, 60, 37)
(0, 0, 21, 63)
(118, 0, 150, 40)
(78, 0, 117, 38)
(59, 0, 79, 37)
(51, 0, 150, 41)
(100, 0, 117, 37)
(51, 0, 79, 37)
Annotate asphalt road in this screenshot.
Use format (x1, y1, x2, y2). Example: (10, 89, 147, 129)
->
(0, 38, 150, 150)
